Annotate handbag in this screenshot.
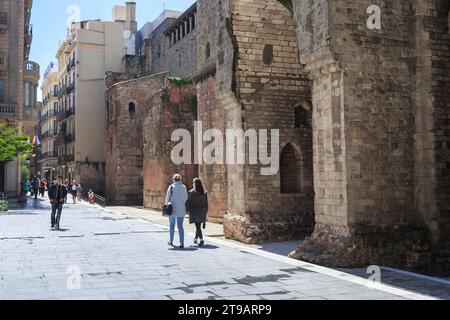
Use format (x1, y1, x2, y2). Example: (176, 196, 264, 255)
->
(162, 186, 174, 217)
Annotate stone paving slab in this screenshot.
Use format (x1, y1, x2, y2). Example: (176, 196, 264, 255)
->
(0, 197, 443, 300)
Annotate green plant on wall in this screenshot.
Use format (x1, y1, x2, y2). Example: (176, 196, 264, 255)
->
(278, 0, 294, 14)
(168, 77, 193, 87)
(21, 164, 30, 181)
(0, 199, 8, 212)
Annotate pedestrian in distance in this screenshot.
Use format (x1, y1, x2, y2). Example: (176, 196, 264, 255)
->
(165, 174, 188, 249)
(88, 189, 95, 205)
(22, 179, 30, 196)
(71, 180, 77, 204)
(76, 184, 82, 203)
(186, 178, 209, 247)
(49, 176, 67, 230)
(64, 179, 69, 204)
(32, 176, 39, 199)
(40, 179, 46, 198)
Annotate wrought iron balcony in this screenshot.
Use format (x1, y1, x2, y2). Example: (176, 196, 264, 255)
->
(56, 110, 65, 122)
(65, 107, 75, 118)
(24, 61, 39, 78)
(66, 82, 75, 93)
(41, 151, 58, 159)
(65, 133, 76, 143)
(0, 103, 16, 119)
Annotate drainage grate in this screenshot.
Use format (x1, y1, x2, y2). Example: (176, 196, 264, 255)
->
(59, 235, 85, 239)
(83, 271, 123, 277)
(0, 236, 45, 241)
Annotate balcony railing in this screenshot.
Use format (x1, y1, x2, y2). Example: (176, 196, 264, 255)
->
(65, 133, 76, 143)
(41, 151, 58, 159)
(56, 110, 65, 121)
(66, 82, 75, 93)
(66, 154, 75, 162)
(0, 103, 16, 118)
(58, 154, 75, 164)
(65, 107, 75, 118)
(24, 61, 39, 78)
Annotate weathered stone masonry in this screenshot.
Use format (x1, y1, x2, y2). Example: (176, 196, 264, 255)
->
(106, 0, 450, 275)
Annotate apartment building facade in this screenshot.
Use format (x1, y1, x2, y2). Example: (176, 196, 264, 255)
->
(38, 62, 59, 181)
(0, 0, 39, 196)
(54, 2, 137, 194)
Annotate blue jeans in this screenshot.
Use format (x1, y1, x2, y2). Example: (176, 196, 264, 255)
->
(169, 217, 184, 244)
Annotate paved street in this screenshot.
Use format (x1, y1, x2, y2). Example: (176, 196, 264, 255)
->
(0, 198, 446, 300)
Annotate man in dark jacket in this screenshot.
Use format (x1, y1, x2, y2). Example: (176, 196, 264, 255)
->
(48, 176, 67, 230)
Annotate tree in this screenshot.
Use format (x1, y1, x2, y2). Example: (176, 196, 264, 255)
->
(0, 123, 34, 164)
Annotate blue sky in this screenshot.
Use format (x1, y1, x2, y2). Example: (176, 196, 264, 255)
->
(30, 0, 196, 99)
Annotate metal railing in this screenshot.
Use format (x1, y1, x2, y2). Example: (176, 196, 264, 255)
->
(82, 192, 106, 208)
(0, 103, 16, 118)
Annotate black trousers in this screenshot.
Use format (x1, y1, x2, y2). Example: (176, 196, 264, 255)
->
(195, 223, 203, 240)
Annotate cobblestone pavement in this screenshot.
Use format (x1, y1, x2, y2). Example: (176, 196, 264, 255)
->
(0, 198, 442, 300)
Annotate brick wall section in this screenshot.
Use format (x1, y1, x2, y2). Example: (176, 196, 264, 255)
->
(221, 0, 315, 243)
(167, 29, 197, 78)
(142, 18, 177, 75)
(420, 2, 450, 273)
(143, 79, 198, 209)
(105, 72, 167, 205)
(195, 0, 228, 222)
(289, 0, 448, 273)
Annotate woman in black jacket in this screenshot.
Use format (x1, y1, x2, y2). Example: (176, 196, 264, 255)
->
(186, 178, 209, 247)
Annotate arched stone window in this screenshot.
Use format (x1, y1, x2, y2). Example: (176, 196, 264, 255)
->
(128, 102, 136, 115)
(205, 42, 211, 59)
(295, 102, 311, 129)
(280, 143, 301, 194)
(263, 44, 274, 65)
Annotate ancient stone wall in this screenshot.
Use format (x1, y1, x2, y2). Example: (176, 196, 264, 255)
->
(142, 18, 177, 75)
(79, 162, 106, 196)
(143, 79, 198, 209)
(194, 0, 228, 222)
(105, 73, 167, 205)
(220, 0, 315, 243)
(289, 0, 446, 272)
(416, 0, 450, 274)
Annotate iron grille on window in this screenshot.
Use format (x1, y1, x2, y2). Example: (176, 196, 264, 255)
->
(0, 12, 7, 25)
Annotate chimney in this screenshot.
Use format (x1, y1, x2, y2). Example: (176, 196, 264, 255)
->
(125, 1, 137, 33)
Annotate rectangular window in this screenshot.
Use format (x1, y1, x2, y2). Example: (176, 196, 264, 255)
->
(24, 82, 32, 107)
(0, 12, 7, 25)
(0, 79, 4, 103)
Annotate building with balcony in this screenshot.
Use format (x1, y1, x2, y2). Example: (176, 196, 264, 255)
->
(0, 0, 40, 196)
(38, 62, 59, 180)
(53, 1, 137, 194)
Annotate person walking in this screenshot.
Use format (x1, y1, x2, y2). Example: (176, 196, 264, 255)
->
(31, 176, 39, 200)
(186, 178, 209, 247)
(165, 174, 188, 249)
(48, 176, 67, 230)
(23, 179, 30, 196)
(88, 189, 95, 205)
(39, 179, 46, 198)
(70, 180, 77, 204)
(76, 184, 82, 203)
(64, 179, 69, 204)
